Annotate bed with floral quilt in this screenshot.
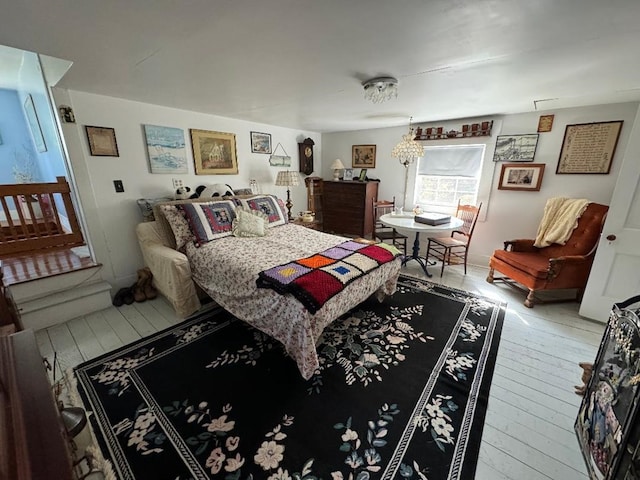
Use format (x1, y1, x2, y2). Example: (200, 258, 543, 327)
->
(156, 195, 402, 379)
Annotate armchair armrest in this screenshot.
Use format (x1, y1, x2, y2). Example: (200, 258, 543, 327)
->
(504, 239, 537, 252)
(547, 254, 592, 280)
(136, 223, 201, 318)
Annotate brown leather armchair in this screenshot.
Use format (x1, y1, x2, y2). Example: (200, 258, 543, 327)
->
(486, 202, 608, 307)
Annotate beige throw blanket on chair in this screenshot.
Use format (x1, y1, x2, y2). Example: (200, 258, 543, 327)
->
(534, 197, 590, 248)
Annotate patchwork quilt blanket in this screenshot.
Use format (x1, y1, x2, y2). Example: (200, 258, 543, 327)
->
(256, 240, 401, 313)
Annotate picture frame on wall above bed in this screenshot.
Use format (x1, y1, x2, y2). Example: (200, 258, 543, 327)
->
(250, 131, 272, 154)
(497, 163, 545, 191)
(190, 129, 238, 175)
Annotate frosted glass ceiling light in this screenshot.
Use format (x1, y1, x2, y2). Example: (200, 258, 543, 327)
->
(363, 76, 398, 104)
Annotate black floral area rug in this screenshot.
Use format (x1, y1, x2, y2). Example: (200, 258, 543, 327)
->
(74, 275, 505, 480)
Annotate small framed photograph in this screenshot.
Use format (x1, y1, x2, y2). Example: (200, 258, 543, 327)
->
(537, 115, 554, 133)
(250, 131, 272, 154)
(498, 163, 545, 191)
(190, 129, 238, 175)
(493, 134, 539, 162)
(358, 168, 368, 181)
(352, 144, 376, 168)
(343, 168, 354, 181)
(85, 126, 119, 157)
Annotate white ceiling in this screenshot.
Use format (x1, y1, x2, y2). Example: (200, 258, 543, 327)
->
(1, 0, 640, 133)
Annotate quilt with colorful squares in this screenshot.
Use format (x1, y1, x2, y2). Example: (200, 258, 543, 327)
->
(256, 240, 401, 313)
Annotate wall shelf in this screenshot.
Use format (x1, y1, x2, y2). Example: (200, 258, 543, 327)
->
(414, 120, 493, 141)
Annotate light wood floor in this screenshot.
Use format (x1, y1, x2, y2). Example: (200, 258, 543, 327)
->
(36, 262, 604, 480)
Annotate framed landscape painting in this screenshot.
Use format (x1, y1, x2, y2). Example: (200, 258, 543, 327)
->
(144, 125, 188, 174)
(493, 134, 539, 162)
(190, 129, 238, 175)
(250, 131, 272, 154)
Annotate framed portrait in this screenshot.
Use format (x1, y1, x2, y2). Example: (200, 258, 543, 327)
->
(85, 126, 119, 157)
(250, 131, 272, 154)
(358, 168, 368, 181)
(556, 121, 623, 174)
(343, 168, 354, 181)
(352, 144, 376, 168)
(497, 163, 545, 191)
(190, 129, 238, 175)
(143, 125, 188, 174)
(493, 134, 539, 162)
(537, 114, 554, 133)
(24, 94, 47, 153)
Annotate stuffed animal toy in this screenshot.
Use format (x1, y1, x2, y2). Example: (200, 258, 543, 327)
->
(174, 186, 192, 200)
(189, 183, 234, 198)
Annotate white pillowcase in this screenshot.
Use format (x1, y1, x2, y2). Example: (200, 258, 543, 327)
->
(232, 207, 269, 237)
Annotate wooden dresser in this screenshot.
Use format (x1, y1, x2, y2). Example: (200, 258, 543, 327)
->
(322, 181, 378, 238)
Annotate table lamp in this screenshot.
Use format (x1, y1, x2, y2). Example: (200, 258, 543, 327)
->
(330, 159, 345, 180)
(275, 170, 300, 221)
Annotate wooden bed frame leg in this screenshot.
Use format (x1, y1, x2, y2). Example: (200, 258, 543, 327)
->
(524, 289, 535, 308)
(486, 268, 494, 283)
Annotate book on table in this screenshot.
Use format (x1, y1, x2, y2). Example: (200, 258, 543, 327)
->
(414, 213, 451, 226)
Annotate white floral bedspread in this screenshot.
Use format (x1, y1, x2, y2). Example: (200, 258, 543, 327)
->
(186, 224, 401, 379)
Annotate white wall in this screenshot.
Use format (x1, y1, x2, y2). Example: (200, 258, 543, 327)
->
(53, 89, 321, 290)
(322, 102, 640, 267)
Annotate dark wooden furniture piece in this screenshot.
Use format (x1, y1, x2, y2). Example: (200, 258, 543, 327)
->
(425, 201, 482, 277)
(322, 180, 378, 238)
(304, 176, 323, 229)
(0, 329, 74, 480)
(372, 198, 407, 256)
(487, 202, 608, 307)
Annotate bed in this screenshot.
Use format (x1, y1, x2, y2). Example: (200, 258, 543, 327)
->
(137, 195, 402, 379)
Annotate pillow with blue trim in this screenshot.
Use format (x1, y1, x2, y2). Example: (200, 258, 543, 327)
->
(237, 195, 287, 227)
(177, 200, 237, 246)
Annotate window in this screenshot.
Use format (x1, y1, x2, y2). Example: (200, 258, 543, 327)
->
(413, 144, 485, 208)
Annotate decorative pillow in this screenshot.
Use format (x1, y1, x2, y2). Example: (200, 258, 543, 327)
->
(178, 200, 237, 246)
(159, 204, 194, 250)
(238, 195, 287, 227)
(232, 207, 269, 238)
(137, 197, 172, 222)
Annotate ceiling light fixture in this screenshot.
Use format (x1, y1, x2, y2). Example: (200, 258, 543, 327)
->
(391, 117, 424, 167)
(362, 76, 398, 104)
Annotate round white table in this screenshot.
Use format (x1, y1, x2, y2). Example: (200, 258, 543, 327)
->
(379, 213, 464, 277)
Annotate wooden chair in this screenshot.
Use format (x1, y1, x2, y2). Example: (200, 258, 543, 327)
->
(372, 198, 407, 256)
(425, 201, 482, 276)
(487, 202, 608, 308)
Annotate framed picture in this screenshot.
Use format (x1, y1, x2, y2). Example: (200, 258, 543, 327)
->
(556, 121, 623, 174)
(250, 131, 272, 154)
(537, 114, 554, 133)
(497, 163, 545, 191)
(85, 126, 119, 157)
(343, 168, 354, 181)
(358, 168, 368, 181)
(190, 129, 238, 175)
(352, 144, 376, 168)
(492, 134, 539, 162)
(24, 94, 47, 153)
(143, 125, 188, 174)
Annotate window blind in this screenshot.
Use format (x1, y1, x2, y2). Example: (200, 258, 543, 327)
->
(418, 145, 484, 177)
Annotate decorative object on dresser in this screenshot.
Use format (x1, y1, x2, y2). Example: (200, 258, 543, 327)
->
(358, 168, 368, 181)
(322, 180, 378, 238)
(342, 168, 354, 181)
(304, 176, 323, 228)
(190, 129, 238, 175)
(352, 144, 376, 168)
(425, 201, 482, 277)
(492, 134, 539, 162)
(414, 120, 493, 140)
(362, 76, 398, 103)
(298, 137, 315, 175)
(330, 158, 345, 181)
(274, 170, 300, 221)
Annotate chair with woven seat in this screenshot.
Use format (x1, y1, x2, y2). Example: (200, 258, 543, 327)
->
(372, 198, 408, 256)
(425, 201, 482, 277)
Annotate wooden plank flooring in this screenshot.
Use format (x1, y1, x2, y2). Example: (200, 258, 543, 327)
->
(37, 263, 604, 480)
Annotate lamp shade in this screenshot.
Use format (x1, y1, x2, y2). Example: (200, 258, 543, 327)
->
(275, 170, 300, 187)
(330, 159, 345, 170)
